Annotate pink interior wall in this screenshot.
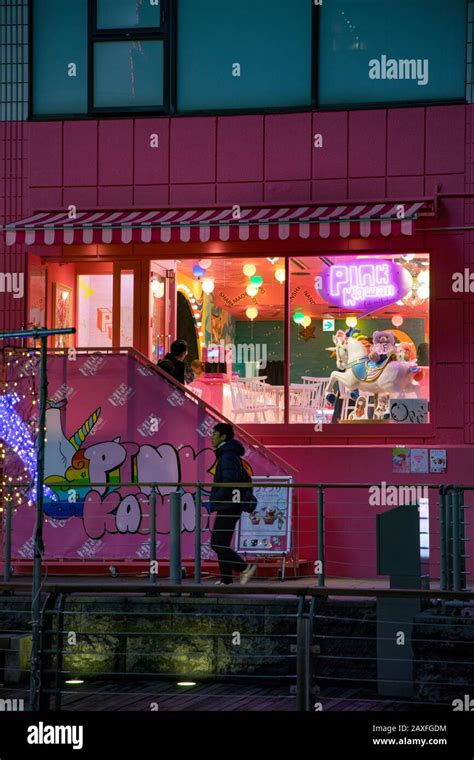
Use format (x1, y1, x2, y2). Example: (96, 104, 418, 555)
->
(46, 262, 76, 347)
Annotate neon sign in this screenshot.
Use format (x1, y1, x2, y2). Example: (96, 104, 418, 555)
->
(319, 258, 413, 312)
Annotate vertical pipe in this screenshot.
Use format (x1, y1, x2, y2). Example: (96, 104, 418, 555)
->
(445, 489, 453, 591)
(283, 255, 290, 425)
(438, 487, 447, 591)
(170, 492, 182, 585)
(194, 486, 202, 584)
(4, 486, 12, 582)
(452, 489, 461, 593)
(149, 486, 157, 585)
(29, 335, 48, 711)
(317, 487, 325, 587)
(296, 597, 305, 711)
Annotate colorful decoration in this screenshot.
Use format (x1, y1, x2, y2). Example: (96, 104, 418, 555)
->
(69, 407, 102, 450)
(246, 285, 259, 297)
(301, 316, 311, 328)
(243, 264, 256, 277)
(326, 332, 424, 402)
(391, 314, 404, 327)
(320, 259, 413, 312)
(201, 278, 215, 294)
(275, 268, 286, 283)
(192, 264, 206, 278)
(300, 325, 316, 342)
(293, 312, 305, 325)
(246, 307, 258, 321)
(250, 275, 263, 288)
(199, 260, 212, 270)
(346, 316, 358, 328)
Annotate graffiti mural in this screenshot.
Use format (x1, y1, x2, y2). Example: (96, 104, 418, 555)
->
(3, 353, 287, 561)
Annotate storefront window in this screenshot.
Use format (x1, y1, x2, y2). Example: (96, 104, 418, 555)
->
(289, 254, 430, 425)
(319, 0, 466, 107)
(177, 258, 285, 423)
(77, 274, 113, 348)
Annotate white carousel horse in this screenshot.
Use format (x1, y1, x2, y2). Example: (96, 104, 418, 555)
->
(326, 334, 422, 400)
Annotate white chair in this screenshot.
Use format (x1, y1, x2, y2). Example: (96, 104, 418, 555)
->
(289, 381, 328, 423)
(230, 378, 278, 423)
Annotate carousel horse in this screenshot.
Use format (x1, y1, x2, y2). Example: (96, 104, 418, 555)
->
(326, 330, 423, 401)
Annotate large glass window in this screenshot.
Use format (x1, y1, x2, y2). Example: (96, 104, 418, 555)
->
(319, 0, 466, 107)
(177, 0, 312, 111)
(32, 0, 88, 115)
(177, 259, 285, 424)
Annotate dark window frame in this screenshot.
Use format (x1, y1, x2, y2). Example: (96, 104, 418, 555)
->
(89, 0, 170, 114)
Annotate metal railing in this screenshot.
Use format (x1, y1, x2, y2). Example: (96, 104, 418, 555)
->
(1, 480, 472, 590)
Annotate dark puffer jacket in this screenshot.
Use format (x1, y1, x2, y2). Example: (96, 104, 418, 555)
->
(157, 353, 185, 385)
(210, 439, 247, 512)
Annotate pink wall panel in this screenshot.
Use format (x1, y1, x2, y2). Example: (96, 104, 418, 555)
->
(349, 110, 386, 178)
(170, 117, 216, 184)
(98, 120, 134, 186)
(29, 186, 62, 211)
(216, 182, 263, 204)
(348, 177, 386, 198)
(312, 111, 348, 179)
(29, 122, 63, 187)
(426, 106, 465, 175)
(134, 118, 170, 185)
(170, 184, 216, 205)
(217, 116, 264, 183)
(387, 108, 425, 176)
(433, 363, 465, 428)
(63, 187, 98, 209)
(264, 180, 312, 203)
(134, 185, 169, 206)
(98, 186, 134, 207)
(386, 176, 425, 197)
(311, 178, 348, 201)
(64, 121, 98, 187)
(264, 113, 312, 181)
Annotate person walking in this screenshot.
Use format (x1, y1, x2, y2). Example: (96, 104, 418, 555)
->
(157, 339, 188, 385)
(209, 423, 257, 586)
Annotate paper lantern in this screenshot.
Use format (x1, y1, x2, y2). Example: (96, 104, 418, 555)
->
(293, 312, 305, 325)
(192, 264, 206, 278)
(392, 315, 404, 327)
(346, 317, 358, 328)
(275, 268, 286, 283)
(301, 316, 311, 328)
(243, 264, 256, 277)
(202, 279, 215, 294)
(417, 284, 429, 300)
(246, 285, 259, 297)
(199, 260, 212, 270)
(246, 307, 258, 321)
(250, 275, 263, 288)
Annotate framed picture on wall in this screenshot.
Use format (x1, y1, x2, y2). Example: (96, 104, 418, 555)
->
(52, 283, 73, 347)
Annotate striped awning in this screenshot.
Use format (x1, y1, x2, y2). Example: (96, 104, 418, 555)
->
(3, 201, 432, 246)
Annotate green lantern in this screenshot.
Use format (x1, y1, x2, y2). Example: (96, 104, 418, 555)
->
(293, 312, 305, 325)
(250, 275, 263, 287)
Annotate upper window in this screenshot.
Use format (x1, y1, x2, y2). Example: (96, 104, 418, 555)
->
(96, 0, 162, 30)
(32, 0, 88, 116)
(318, 0, 467, 107)
(177, 0, 313, 112)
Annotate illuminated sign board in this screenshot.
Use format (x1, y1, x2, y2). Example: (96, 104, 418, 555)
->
(319, 259, 413, 312)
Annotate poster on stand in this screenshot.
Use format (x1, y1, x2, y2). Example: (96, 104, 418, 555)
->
(235, 476, 293, 555)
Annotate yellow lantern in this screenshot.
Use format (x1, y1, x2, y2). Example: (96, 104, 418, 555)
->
(301, 316, 311, 328)
(243, 264, 257, 277)
(246, 285, 259, 297)
(346, 317, 358, 328)
(275, 268, 286, 283)
(246, 307, 258, 321)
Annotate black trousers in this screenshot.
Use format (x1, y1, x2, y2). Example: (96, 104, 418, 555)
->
(210, 511, 247, 584)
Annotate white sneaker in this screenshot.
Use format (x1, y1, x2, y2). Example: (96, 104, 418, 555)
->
(240, 564, 257, 585)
